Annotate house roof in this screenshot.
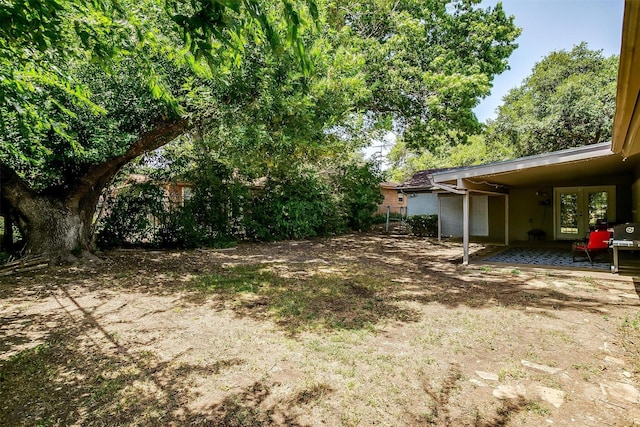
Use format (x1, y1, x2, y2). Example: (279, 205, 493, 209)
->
(396, 169, 454, 191)
(431, 142, 630, 187)
(380, 182, 401, 189)
(612, 0, 640, 158)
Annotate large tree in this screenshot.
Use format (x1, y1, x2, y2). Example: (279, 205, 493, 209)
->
(485, 42, 619, 157)
(1, 0, 520, 260)
(0, 0, 315, 259)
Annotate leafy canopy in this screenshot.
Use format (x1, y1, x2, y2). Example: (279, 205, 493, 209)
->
(485, 42, 619, 157)
(0, 0, 317, 190)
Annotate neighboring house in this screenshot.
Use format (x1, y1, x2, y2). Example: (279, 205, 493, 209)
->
(165, 182, 192, 207)
(396, 170, 438, 217)
(117, 174, 193, 207)
(377, 182, 406, 215)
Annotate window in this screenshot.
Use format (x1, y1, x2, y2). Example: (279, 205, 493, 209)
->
(398, 193, 404, 203)
(182, 187, 192, 206)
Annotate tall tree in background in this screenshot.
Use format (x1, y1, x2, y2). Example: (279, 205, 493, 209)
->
(332, 0, 520, 148)
(386, 134, 513, 181)
(485, 42, 619, 157)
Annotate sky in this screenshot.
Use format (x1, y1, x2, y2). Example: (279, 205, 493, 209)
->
(474, 0, 625, 122)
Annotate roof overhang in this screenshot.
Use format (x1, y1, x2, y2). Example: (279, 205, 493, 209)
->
(431, 142, 637, 189)
(612, 0, 640, 158)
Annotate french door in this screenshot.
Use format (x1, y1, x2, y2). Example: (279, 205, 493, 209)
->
(554, 186, 615, 240)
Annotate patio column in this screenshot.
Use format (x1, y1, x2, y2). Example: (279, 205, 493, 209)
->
(463, 190, 470, 265)
(438, 195, 442, 242)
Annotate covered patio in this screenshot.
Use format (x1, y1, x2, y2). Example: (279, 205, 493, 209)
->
(428, 142, 640, 266)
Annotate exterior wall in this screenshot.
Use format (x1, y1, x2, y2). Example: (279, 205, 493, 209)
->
(488, 196, 506, 242)
(377, 186, 406, 214)
(507, 175, 633, 242)
(165, 183, 191, 206)
(508, 187, 554, 242)
(439, 195, 490, 237)
(406, 193, 438, 217)
(440, 196, 462, 237)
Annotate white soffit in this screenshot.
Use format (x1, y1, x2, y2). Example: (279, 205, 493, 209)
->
(431, 142, 628, 187)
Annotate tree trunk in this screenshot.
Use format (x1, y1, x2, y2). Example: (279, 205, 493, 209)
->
(19, 199, 91, 257)
(2, 214, 14, 251)
(1, 118, 190, 261)
(9, 191, 100, 262)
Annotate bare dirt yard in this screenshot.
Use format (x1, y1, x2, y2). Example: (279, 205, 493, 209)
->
(1, 234, 639, 426)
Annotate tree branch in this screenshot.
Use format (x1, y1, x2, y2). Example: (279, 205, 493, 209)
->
(69, 117, 191, 206)
(0, 162, 37, 211)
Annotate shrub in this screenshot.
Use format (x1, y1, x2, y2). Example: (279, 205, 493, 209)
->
(332, 162, 384, 231)
(96, 183, 167, 248)
(406, 214, 438, 237)
(245, 171, 346, 241)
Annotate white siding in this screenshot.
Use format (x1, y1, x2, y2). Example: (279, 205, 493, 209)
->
(440, 196, 462, 237)
(470, 195, 489, 236)
(406, 193, 438, 216)
(438, 195, 489, 237)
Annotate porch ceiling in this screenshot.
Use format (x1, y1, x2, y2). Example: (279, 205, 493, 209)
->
(434, 149, 640, 189)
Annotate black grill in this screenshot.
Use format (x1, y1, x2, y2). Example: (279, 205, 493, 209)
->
(612, 223, 640, 242)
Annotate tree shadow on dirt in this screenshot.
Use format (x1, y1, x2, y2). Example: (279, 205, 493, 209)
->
(414, 364, 530, 427)
(1, 236, 635, 340)
(0, 304, 325, 426)
(184, 264, 422, 335)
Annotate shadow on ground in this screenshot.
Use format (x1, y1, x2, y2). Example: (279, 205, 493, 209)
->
(0, 306, 320, 426)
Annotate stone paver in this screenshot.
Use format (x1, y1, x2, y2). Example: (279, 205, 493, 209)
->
(521, 359, 562, 375)
(493, 384, 526, 400)
(475, 370, 499, 382)
(535, 385, 565, 408)
(600, 381, 640, 404)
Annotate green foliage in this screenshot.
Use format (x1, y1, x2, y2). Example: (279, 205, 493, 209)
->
(97, 161, 384, 247)
(387, 134, 513, 182)
(245, 170, 345, 241)
(485, 42, 618, 157)
(340, 0, 521, 148)
(333, 162, 383, 231)
(406, 215, 438, 237)
(166, 161, 248, 248)
(96, 183, 167, 248)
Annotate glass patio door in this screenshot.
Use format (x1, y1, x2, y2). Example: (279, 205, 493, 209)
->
(554, 186, 615, 240)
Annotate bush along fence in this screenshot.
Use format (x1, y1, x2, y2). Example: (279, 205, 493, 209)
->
(406, 214, 438, 237)
(96, 164, 383, 249)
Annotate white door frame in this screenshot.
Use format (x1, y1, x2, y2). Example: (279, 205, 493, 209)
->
(553, 185, 616, 240)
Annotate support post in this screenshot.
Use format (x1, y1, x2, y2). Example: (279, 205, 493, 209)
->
(463, 191, 470, 265)
(438, 195, 442, 242)
(386, 205, 390, 232)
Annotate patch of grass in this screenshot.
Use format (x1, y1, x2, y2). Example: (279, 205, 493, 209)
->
(545, 329, 575, 345)
(524, 401, 551, 417)
(498, 365, 527, 382)
(620, 312, 640, 373)
(192, 264, 418, 333)
(197, 265, 275, 293)
(572, 363, 600, 381)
